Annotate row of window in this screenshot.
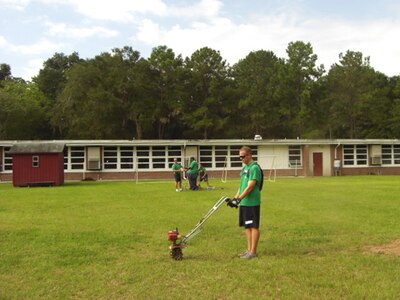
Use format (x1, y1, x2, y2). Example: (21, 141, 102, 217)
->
(66, 146, 183, 170)
(343, 145, 400, 166)
(2, 144, 400, 172)
(199, 145, 259, 168)
(65, 145, 257, 170)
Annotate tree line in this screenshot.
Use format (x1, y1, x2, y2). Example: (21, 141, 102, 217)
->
(1, 41, 400, 140)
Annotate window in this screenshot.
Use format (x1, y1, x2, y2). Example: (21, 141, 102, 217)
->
(288, 145, 302, 167)
(215, 146, 228, 168)
(32, 156, 39, 167)
(103, 146, 134, 170)
(3, 147, 13, 171)
(229, 146, 242, 168)
(382, 145, 400, 165)
(199, 146, 213, 168)
(103, 146, 118, 169)
(120, 146, 134, 169)
(137, 146, 149, 169)
(343, 145, 368, 166)
(168, 146, 182, 168)
(199, 145, 258, 169)
(152, 146, 166, 169)
(64, 146, 85, 170)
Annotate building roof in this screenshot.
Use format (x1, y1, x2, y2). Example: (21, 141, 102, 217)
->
(1, 139, 400, 148)
(9, 142, 65, 154)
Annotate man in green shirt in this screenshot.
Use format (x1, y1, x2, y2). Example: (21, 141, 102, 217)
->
(197, 163, 210, 189)
(186, 157, 199, 190)
(171, 158, 182, 192)
(233, 146, 262, 259)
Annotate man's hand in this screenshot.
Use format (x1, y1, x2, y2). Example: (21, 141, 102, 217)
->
(226, 197, 241, 208)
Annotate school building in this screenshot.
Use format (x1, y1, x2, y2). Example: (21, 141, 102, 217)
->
(1, 139, 400, 182)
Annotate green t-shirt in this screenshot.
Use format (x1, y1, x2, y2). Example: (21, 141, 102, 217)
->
(188, 160, 198, 174)
(198, 166, 206, 177)
(239, 161, 261, 206)
(172, 162, 181, 173)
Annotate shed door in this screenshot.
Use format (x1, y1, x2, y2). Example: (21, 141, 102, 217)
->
(313, 152, 323, 176)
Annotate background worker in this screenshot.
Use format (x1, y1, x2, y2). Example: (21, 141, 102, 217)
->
(171, 158, 183, 192)
(186, 157, 199, 190)
(231, 146, 262, 259)
(197, 163, 211, 189)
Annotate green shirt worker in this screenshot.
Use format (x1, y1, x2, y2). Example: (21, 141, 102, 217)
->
(186, 157, 199, 190)
(172, 158, 183, 192)
(198, 163, 210, 188)
(234, 146, 262, 259)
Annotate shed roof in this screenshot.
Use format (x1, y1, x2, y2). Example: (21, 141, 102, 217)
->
(9, 142, 65, 154)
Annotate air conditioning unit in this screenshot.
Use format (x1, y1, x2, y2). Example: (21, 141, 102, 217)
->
(371, 156, 381, 165)
(88, 159, 101, 170)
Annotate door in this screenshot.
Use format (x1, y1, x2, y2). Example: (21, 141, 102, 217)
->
(184, 146, 198, 166)
(313, 152, 323, 176)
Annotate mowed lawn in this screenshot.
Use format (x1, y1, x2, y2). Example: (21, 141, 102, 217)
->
(1, 176, 400, 299)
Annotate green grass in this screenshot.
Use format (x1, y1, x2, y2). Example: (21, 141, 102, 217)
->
(1, 177, 400, 299)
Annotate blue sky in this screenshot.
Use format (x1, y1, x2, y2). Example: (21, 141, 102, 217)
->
(1, 0, 399, 80)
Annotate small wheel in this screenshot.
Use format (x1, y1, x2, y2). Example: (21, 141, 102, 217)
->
(170, 247, 183, 260)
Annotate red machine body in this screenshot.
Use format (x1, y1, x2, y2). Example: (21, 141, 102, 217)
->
(167, 196, 230, 260)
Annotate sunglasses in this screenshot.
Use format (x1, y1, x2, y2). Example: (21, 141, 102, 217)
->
(239, 155, 246, 159)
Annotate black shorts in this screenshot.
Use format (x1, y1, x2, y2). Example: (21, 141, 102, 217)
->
(174, 173, 181, 182)
(200, 174, 208, 181)
(239, 205, 260, 228)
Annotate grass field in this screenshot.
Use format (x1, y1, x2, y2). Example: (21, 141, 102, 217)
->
(1, 176, 400, 299)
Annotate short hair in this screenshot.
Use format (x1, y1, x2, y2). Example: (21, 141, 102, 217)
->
(240, 146, 252, 155)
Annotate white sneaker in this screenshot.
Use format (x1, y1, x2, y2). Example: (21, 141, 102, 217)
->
(176, 189, 179, 192)
(239, 251, 256, 259)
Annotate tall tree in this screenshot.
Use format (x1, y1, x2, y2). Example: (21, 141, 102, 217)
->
(53, 47, 155, 139)
(0, 63, 12, 82)
(388, 76, 400, 137)
(182, 47, 230, 139)
(326, 50, 382, 138)
(0, 80, 51, 139)
(148, 46, 185, 139)
(233, 50, 284, 138)
(33, 52, 81, 101)
(283, 41, 324, 137)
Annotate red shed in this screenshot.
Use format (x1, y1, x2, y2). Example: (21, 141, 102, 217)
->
(10, 142, 65, 187)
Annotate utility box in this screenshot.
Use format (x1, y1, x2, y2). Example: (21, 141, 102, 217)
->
(10, 142, 65, 187)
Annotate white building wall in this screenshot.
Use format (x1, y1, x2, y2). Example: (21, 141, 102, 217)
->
(258, 145, 289, 169)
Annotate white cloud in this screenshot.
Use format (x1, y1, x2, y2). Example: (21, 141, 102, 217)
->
(135, 15, 288, 62)
(136, 19, 162, 44)
(0, 35, 8, 47)
(0, 0, 30, 10)
(67, 0, 168, 22)
(1, 0, 169, 21)
(288, 17, 400, 75)
(2, 0, 399, 79)
(168, 0, 223, 19)
(135, 11, 400, 75)
(20, 58, 44, 80)
(45, 22, 119, 39)
(1, 37, 64, 55)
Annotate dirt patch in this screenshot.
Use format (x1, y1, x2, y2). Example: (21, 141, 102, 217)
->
(364, 240, 400, 256)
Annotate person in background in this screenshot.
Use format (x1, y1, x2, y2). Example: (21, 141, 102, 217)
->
(197, 163, 211, 189)
(186, 157, 199, 190)
(171, 158, 183, 192)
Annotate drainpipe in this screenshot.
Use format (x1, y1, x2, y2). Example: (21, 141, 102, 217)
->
(335, 141, 341, 159)
(334, 141, 341, 176)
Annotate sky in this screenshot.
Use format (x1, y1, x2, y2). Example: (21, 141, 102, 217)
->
(1, 0, 400, 81)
